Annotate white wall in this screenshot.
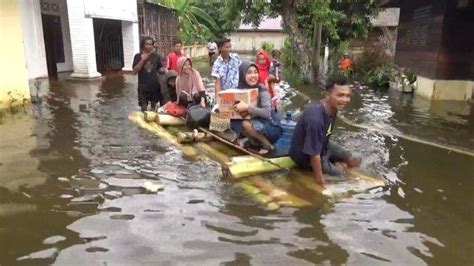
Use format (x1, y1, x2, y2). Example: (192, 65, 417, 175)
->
(83, 0, 138, 22)
(230, 31, 286, 52)
(19, 0, 48, 79)
(122, 21, 140, 71)
(66, 0, 101, 78)
(57, 0, 73, 72)
(183, 45, 208, 59)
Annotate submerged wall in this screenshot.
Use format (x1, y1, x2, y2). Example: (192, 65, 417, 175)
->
(0, 0, 30, 110)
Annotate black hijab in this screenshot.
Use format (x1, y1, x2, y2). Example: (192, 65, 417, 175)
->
(238, 61, 260, 89)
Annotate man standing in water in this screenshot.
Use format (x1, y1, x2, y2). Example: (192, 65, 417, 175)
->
(167, 39, 184, 73)
(211, 38, 241, 96)
(133, 37, 162, 112)
(289, 76, 361, 186)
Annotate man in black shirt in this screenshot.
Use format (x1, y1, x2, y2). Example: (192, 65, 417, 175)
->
(289, 76, 361, 186)
(133, 37, 162, 111)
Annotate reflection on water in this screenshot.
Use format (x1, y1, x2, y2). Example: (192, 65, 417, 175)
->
(0, 68, 473, 265)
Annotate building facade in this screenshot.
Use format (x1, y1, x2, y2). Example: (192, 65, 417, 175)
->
(0, 0, 151, 110)
(395, 0, 473, 100)
(229, 17, 286, 53)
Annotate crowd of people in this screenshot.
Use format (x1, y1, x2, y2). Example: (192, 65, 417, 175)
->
(132, 36, 360, 186)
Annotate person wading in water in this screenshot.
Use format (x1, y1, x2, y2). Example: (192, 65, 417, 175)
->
(289, 76, 361, 186)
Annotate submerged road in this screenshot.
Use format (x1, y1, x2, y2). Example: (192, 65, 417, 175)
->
(0, 61, 473, 264)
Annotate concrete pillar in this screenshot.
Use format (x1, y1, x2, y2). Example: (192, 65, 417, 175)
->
(122, 21, 140, 71)
(66, 0, 101, 79)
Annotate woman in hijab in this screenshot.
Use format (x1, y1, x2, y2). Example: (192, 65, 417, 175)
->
(176, 56, 206, 107)
(255, 49, 277, 99)
(231, 61, 282, 154)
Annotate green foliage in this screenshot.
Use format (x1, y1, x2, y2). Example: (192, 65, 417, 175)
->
(281, 38, 304, 85)
(328, 68, 352, 81)
(222, 0, 380, 82)
(365, 65, 391, 89)
(154, 0, 233, 44)
(261, 42, 275, 53)
(353, 47, 391, 80)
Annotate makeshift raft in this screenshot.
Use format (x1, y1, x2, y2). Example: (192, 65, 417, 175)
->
(128, 111, 387, 209)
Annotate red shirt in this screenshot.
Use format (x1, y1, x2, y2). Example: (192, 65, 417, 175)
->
(167, 52, 183, 73)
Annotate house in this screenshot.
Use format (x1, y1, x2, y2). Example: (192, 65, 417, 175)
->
(0, 0, 177, 110)
(391, 0, 473, 101)
(229, 16, 286, 53)
(350, 8, 401, 58)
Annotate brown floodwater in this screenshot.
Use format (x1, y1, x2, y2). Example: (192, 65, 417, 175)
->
(0, 59, 473, 265)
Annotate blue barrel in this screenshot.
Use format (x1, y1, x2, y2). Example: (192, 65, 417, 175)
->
(275, 111, 297, 155)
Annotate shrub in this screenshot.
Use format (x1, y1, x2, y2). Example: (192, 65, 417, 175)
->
(365, 64, 392, 89)
(353, 46, 391, 81)
(261, 41, 275, 53)
(281, 38, 304, 85)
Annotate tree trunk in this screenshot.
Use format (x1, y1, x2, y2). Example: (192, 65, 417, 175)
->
(280, 0, 313, 82)
(312, 21, 322, 81)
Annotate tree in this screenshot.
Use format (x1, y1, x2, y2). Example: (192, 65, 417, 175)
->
(154, 0, 238, 43)
(223, 0, 379, 83)
(154, 0, 221, 43)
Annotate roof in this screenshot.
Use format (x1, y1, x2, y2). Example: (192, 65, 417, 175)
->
(143, 0, 177, 11)
(370, 8, 400, 27)
(238, 16, 283, 32)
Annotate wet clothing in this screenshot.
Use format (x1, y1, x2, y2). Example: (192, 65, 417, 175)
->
(289, 101, 350, 176)
(211, 53, 241, 90)
(133, 52, 162, 110)
(167, 51, 184, 73)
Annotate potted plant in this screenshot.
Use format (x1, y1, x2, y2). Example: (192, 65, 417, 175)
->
(401, 68, 417, 93)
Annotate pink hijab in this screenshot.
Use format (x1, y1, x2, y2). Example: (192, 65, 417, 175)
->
(176, 56, 205, 101)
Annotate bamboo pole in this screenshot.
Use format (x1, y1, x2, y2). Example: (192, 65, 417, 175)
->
(246, 175, 311, 207)
(223, 155, 296, 179)
(128, 112, 198, 157)
(236, 181, 280, 210)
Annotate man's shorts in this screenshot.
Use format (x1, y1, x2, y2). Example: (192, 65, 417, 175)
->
(321, 142, 352, 176)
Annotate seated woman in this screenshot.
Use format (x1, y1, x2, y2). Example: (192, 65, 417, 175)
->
(175, 57, 206, 107)
(231, 61, 283, 154)
(160, 70, 178, 105)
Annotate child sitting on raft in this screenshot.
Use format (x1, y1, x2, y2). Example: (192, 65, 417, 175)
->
(230, 61, 283, 154)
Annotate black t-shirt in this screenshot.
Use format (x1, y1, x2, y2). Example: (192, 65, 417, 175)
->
(133, 53, 162, 92)
(289, 101, 336, 168)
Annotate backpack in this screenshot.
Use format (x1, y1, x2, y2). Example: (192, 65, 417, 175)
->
(186, 105, 210, 129)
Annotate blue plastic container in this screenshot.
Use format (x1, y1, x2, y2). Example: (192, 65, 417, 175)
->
(275, 111, 297, 155)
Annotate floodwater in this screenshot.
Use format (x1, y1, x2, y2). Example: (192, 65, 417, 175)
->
(1, 60, 473, 265)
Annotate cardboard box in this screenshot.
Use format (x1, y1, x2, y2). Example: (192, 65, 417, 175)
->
(218, 88, 258, 119)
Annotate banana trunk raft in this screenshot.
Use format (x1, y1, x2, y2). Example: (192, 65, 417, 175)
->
(128, 111, 387, 209)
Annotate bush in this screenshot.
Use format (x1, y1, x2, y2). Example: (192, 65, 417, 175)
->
(281, 38, 304, 85)
(353, 46, 391, 81)
(365, 64, 392, 89)
(261, 41, 275, 53)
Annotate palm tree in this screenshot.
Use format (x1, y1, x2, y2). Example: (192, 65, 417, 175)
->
(152, 0, 220, 43)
